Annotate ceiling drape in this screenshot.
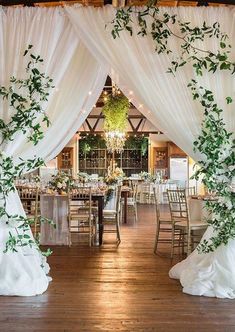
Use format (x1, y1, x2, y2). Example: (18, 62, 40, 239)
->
(0, 6, 108, 296)
(66, 5, 235, 161)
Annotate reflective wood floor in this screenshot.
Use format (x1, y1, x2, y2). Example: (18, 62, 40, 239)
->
(0, 204, 235, 332)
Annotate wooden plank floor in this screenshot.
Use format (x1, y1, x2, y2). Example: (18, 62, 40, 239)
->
(1, 204, 235, 332)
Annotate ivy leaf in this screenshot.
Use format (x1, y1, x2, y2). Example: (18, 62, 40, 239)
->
(226, 96, 233, 104)
(220, 42, 226, 49)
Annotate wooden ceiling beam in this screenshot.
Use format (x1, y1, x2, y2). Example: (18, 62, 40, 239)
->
(85, 119, 93, 132)
(78, 130, 163, 134)
(87, 114, 146, 119)
(135, 118, 144, 132)
(92, 112, 103, 131)
(0, 0, 234, 6)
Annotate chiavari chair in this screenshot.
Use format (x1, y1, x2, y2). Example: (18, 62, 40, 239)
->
(103, 185, 122, 244)
(68, 187, 94, 246)
(16, 185, 40, 237)
(167, 189, 207, 258)
(153, 186, 174, 254)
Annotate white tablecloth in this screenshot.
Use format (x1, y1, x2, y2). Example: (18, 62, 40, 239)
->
(156, 183, 177, 204)
(137, 183, 177, 204)
(40, 195, 70, 245)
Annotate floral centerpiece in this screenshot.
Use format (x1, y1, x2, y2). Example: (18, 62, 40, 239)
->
(104, 166, 124, 185)
(104, 166, 124, 205)
(77, 172, 90, 184)
(49, 171, 75, 194)
(140, 171, 155, 182)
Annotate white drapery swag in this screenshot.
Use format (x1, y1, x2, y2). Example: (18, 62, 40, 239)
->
(66, 5, 235, 160)
(0, 6, 108, 296)
(66, 5, 235, 298)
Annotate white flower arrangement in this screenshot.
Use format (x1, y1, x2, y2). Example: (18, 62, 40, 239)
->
(49, 171, 75, 193)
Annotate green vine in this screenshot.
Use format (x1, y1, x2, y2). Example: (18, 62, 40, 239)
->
(109, 3, 235, 252)
(189, 81, 235, 253)
(0, 45, 54, 257)
(109, 4, 234, 76)
(79, 134, 106, 154)
(79, 133, 148, 156)
(125, 136, 148, 156)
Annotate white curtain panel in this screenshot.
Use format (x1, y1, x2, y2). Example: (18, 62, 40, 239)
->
(0, 6, 107, 296)
(66, 5, 235, 299)
(66, 5, 235, 160)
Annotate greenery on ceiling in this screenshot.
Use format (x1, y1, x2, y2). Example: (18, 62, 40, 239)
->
(125, 135, 149, 156)
(79, 134, 106, 153)
(109, 3, 235, 253)
(79, 133, 149, 156)
(102, 94, 129, 133)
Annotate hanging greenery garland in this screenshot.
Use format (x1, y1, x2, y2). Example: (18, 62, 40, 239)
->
(109, 3, 235, 252)
(102, 94, 129, 133)
(102, 94, 129, 153)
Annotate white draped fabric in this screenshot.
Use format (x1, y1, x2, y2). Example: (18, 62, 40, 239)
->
(0, 5, 234, 298)
(66, 5, 235, 160)
(66, 5, 235, 298)
(0, 6, 107, 296)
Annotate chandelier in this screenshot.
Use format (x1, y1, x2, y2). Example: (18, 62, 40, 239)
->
(105, 130, 126, 154)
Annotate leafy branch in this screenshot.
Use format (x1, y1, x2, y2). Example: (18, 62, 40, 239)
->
(109, 4, 235, 76)
(0, 44, 53, 146)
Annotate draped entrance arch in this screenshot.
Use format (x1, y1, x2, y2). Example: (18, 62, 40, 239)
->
(0, 4, 234, 298)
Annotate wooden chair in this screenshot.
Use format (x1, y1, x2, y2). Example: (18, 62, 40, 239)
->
(103, 185, 122, 244)
(68, 187, 94, 246)
(177, 185, 197, 197)
(167, 189, 207, 258)
(138, 183, 153, 204)
(185, 186, 196, 196)
(153, 186, 174, 254)
(17, 186, 40, 237)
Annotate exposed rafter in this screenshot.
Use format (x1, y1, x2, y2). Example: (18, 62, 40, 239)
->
(82, 112, 163, 134)
(0, 0, 234, 7)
